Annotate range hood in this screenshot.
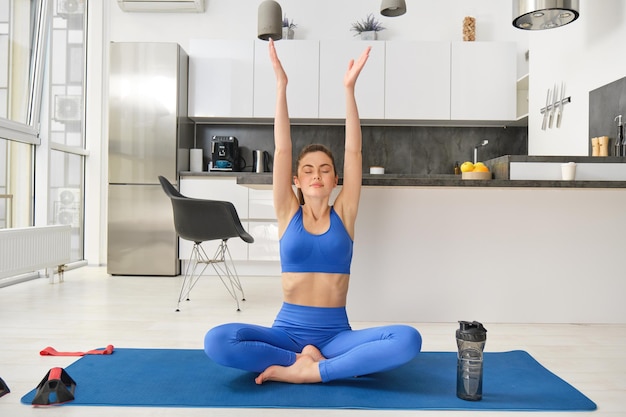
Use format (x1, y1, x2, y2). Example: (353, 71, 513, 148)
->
(117, 0, 205, 12)
(513, 0, 579, 30)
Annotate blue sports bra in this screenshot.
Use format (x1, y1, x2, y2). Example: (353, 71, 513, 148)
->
(280, 206, 353, 274)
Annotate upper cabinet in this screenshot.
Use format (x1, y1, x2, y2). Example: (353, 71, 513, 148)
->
(189, 40, 517, 124)
(188, 39, 254, 118)
(385, 41, 451, 120)
(450, 42, 516, 121)
(253, 40, 320, 119)
(319, 41, 385, 119)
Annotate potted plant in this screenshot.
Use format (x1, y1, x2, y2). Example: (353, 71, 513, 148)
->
(350, 13, 385, 40)
(282, 15, 297, 40)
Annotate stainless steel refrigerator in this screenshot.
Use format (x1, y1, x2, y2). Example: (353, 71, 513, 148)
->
(107, 42, 193, 276)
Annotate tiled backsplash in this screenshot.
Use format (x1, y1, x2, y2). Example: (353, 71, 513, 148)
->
(589, 76, 626, 155)
(196, 124, 527, 175)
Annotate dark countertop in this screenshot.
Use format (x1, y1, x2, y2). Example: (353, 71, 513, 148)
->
(180, 171, 626, 189)
(490, 155, 626, 163)
(488, 155, 626, 182)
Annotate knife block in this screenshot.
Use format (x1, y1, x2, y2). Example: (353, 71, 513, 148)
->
(598, 136, 609, 156)
(591, 137, 600, 156)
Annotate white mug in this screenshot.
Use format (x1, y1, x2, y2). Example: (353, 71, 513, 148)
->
(561, 162, 576, 181)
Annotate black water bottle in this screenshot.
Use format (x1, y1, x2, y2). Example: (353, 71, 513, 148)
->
(456, 321, 487, 401)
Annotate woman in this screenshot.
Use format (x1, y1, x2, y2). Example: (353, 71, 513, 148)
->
(204, 39, 421, 384)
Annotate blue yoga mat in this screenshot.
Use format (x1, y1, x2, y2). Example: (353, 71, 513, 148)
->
(21, 348, 596, 411)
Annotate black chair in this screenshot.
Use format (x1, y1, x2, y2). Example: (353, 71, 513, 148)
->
(158, 176, 254, 311)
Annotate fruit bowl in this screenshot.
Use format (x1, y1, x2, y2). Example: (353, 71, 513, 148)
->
(462, 171, 492, 180)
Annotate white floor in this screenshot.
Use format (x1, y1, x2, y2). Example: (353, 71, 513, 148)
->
(0, 266, 624, 417)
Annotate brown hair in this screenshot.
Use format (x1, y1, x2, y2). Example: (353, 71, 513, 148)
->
(295, 143, 336, 205)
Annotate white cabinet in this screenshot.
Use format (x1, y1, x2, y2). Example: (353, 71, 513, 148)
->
(254, 40, 320, 118)
(179, 177, 280, 262)
(247, 188, 279, 261)
(385, 41, 451, 120)
(319, 41, 385, 119)
(180, 177, 248, 215)
(450, 42, 516, 121)
(179, 177, 249, 260)
(188, 40, 254, 118)
(248, 187, 276, 219)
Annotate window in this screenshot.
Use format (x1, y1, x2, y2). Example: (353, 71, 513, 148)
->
(49, 150, 83, 260)
(0, 0, 50, 229)
(0, 0, 48, 135)
(1, 0, 87, 265)
(46, 0, 87, 262)
(0, 138, 32, 228)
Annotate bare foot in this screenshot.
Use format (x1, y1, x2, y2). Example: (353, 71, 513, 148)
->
(255, 354, 322, 384)
(301, 345, 326, 362)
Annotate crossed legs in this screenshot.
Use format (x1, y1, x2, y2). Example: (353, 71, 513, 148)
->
(204, 303, 422, 384)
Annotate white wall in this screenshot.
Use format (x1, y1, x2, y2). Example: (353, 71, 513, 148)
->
(108, 0, 529, 76)
(528, 1, 626, 155)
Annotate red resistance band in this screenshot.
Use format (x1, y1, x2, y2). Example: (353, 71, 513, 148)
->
(40, 345, 114, 356)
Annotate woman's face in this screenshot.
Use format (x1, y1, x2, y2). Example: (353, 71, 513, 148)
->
(294, 151, 338, 198)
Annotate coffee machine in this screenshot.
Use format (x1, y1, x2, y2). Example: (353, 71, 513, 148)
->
(210, 136, 240, 171)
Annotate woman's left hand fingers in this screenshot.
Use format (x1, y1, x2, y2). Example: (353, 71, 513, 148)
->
(344, 46, 371, 86)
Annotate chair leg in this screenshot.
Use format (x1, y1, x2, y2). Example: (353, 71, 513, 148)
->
(209, 240, 246, 311)
(176, 243, 209, 312)
(176, 241, 246, 312)
(220, 241, 245, 302)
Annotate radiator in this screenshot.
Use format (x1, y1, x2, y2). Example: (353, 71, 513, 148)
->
(0, 225, 71, 280)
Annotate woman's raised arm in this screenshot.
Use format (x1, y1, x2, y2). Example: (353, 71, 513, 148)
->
(269, 39, 299, 227)
(334, 46, 371, 236)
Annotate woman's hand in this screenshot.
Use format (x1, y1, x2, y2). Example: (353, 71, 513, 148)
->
(269, 39, 288, 88)
(344, 46, 371, 89)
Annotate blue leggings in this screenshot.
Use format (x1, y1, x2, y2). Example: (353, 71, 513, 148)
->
(204, 302, 422, 382)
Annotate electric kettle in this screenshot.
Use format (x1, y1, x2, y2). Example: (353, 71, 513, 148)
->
(252, 150, 270, 173)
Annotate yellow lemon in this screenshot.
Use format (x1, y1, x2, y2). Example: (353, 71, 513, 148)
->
(474, 164, 489, 172)
(460, 161, 474, 172)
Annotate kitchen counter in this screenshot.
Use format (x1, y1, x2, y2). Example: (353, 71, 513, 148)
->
(181, 171, 626, 189)
(178, 171, 626, 323)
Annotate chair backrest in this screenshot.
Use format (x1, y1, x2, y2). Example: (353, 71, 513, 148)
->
(158, 175, 184, 198)
(158, 176, 254, 245)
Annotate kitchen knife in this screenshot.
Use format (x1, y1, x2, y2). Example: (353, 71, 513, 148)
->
(556, 82, 565, 128)
(549, 83, 558, 128)
(541, 88, 551, 130)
